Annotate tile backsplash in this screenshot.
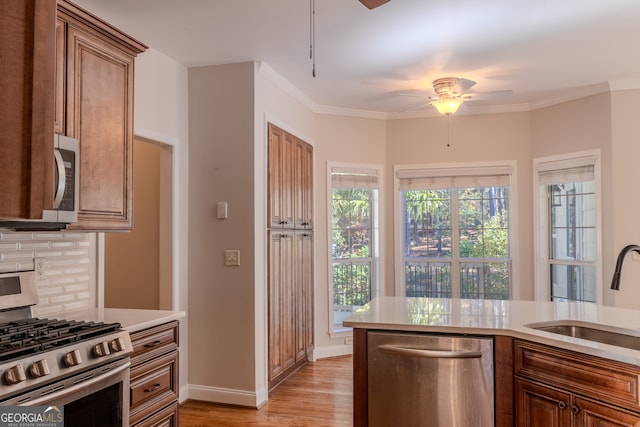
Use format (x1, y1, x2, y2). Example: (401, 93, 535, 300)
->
(0, 230, 94, 317)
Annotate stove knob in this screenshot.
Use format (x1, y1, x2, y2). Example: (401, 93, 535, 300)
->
(109, 337, 126, 353)
(93, 342, 111, 357)
(4, 364, 26, 385)
(63, 349, 83, 367)
(29, 360, 50, 378)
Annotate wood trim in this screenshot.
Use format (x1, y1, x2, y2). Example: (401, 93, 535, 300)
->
(494, 335, 515, 427)
(352, 328, 367, 427)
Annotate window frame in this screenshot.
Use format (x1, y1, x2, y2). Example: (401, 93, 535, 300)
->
(533, 150, 602, 303)
(394, 161, 518, 299)
(327, 162, 383, 336)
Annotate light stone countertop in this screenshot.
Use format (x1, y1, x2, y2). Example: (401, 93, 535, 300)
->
(61, 307, 185, 333)
(343, 296, 640, 366)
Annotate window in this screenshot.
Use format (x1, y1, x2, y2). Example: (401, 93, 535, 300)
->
(534, 152, 600, 302)
(395, 163, 514, 300)
(328, 164, 380, 333)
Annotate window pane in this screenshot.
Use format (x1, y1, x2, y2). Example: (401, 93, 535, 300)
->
(550, 264, 596, 302)
(332, 262, 371, 327)
(459, 187, 509, 259)
(404, 190, 451, 258)
(461, 262, 510, 300)
(405, 262, 451, 297)
(332, 189, 371, 259)
(550, 183, 596, 260)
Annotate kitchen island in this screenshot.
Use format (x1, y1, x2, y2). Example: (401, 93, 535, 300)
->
(344, 297, 640, 426)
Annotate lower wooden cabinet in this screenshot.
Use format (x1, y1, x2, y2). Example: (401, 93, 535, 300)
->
(268, 230, 314, 390)
(516, 378, 640, 426)
(515, 339, 640, 426)
(129, 321, 179, 427)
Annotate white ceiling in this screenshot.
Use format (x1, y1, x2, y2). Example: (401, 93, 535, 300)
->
(72, 0, 640, 117)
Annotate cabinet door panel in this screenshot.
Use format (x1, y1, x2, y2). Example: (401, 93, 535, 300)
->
(66, 24, 134, 229)
(574, 397, 640, 427)
(294, 139, 313, 229)
(515, 378, 571, 427)
(268, 124, 283, 227)
(0, 0, 55, 219)
(268, 232, 296, 380)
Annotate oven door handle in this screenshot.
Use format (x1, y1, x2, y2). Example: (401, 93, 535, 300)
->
(22, 360, 131, 406)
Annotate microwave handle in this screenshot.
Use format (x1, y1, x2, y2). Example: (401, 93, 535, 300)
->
(53, 148, 66, 209)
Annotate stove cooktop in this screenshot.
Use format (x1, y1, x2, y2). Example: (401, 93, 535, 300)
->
(0, 318, 123, 363)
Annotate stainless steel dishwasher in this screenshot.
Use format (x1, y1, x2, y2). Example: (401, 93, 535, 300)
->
(368, 331, 494, 427)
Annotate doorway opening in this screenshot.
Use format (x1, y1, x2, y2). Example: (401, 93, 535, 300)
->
(104, 137, 174, 309)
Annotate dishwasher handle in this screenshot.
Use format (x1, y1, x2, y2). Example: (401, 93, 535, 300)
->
(377, 344, 483, 359)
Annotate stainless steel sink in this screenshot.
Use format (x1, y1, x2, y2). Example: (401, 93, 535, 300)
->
(525, 321, 640, 350)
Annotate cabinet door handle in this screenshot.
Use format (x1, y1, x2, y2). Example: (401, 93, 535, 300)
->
(144, 340, 162, 348)
(558, 401, 567, 409)
(144, 383, 161, 393)
(571, 405, 581, 414)
(377, 344, 482, 359)
(53, 148, 66, 209)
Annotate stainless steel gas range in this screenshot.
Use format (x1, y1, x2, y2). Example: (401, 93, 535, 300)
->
(0, 271, 133, 426)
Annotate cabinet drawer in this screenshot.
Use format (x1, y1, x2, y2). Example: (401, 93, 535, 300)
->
(130, 321, 178, 365)
(515, 339, 640, 410)
(132, 401, 178, 427)
(130, 351, 178, 425)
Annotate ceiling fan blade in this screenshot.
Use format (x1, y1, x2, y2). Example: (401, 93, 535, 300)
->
(465, 90, 513, 101)
(452, 78, 476, 95)
(359, 0, 391, 9)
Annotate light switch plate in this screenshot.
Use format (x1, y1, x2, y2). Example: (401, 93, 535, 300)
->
(217, 202, 228, 219)
(225, 250, 240, 266)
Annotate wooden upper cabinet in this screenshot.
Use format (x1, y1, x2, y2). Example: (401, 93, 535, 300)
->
(57, 0, 147, 230)
(268, 123, 313, 230)
(0, 0, 56, 220)
(294, 139, 313, 229)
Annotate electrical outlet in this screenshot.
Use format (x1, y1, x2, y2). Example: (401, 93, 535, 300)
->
(35, 258, 49, 280)
(225, 250, 240, 266)
(344, 337, 353, 345)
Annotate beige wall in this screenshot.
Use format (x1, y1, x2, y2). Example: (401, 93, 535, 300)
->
(188, 62, 257, 400)
(609, 89, 640, 308)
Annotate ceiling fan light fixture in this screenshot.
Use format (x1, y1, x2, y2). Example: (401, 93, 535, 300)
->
(432, 98, 463, 116)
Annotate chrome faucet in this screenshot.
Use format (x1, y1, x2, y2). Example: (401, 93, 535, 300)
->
(610, 244, 640, 290)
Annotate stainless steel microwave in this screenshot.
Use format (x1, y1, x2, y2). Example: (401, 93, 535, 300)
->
(0, 135, 79, 230)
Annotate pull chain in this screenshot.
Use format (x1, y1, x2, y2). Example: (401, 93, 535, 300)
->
(310, 0, 316, 78)
(446, 115, 451, 147)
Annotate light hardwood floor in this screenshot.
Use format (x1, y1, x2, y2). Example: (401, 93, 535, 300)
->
(179, 356, 353, 427)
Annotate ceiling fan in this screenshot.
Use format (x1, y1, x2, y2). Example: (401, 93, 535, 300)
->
(403, 77, 513, 116)
(359, 0, 391, 9)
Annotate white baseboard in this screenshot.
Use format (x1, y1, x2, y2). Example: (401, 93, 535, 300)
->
(312, 344, 353, 360)
(186, 384, 267, 408)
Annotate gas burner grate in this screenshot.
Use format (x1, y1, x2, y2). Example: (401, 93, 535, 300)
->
(0, 318, 122, 362)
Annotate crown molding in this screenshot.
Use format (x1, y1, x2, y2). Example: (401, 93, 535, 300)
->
(256, 62, 316, 111)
